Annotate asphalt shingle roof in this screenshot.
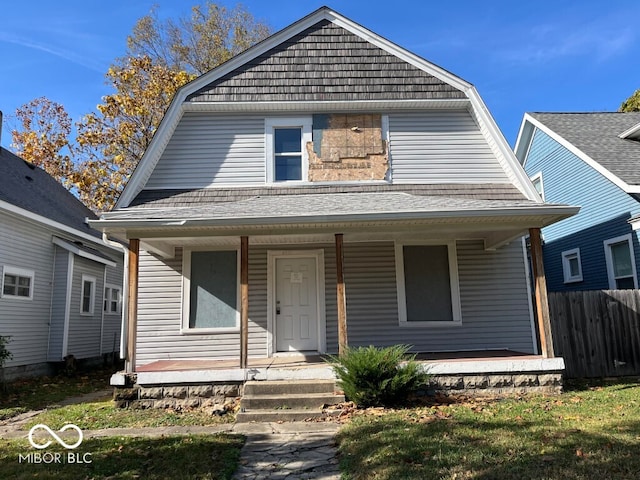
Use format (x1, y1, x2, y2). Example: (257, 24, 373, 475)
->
(0, 147, 100, 239)
(105, 192, 551, 222)
(530, 112, 640, 186)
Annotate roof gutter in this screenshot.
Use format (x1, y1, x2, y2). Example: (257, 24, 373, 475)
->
(89, 204, 580, 232)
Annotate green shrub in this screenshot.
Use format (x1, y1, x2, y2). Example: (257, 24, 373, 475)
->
(0, 335, 11, 368)
(328, 344, 430, 407)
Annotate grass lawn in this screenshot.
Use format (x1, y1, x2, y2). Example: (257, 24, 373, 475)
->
(337, 380, 640, 480)
(0, 366, 115, 420)
(26, 398, 233, 430)
(0, 434, 244, 480)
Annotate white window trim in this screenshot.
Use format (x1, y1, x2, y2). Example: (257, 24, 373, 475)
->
(395, 241, 462, 327)
(604, 234, 638, 289)
(561, 248, 583, 284)
(530, 171, 545, 201)
(181, 247, 241, 334)
(80, 274, 96, 316)
(104, 283, 122, 315)
(265, 116, 312, 184)
(1, 265, 35, 300)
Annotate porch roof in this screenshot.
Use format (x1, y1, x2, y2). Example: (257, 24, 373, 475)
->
(94, 192, 576, 228)
(90, 192, 577, 250)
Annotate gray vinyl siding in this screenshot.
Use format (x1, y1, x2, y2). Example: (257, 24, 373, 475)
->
(0, 212, 53, 367)
(136, 244, 337, 366)
(48, 246, 69, 361)
(102, 260, 124, 355)
(66, 256, 104, 359)
(144, 113, 265, 190)
(389, 111, 511, 184)
(339, 240, 534, 354)
(136, 239, 534, 365)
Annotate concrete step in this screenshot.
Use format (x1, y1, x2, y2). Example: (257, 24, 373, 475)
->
(243, 380, 337, 396)
(241, 392, 345, 410)
(235, 408, 341, 423)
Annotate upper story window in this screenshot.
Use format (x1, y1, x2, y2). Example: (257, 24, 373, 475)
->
(1, 266, 34, 300)
(266, 117, 312, 183)
(604, 234, 638, 289)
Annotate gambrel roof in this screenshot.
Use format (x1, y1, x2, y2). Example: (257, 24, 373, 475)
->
(187, 18, 465, 103)
(115, 6, 538, 208)
(516, 112, 640, 193)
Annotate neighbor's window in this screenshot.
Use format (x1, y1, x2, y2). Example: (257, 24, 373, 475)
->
(395, 242, 462, 325)
(562, 248, 583, 283)
(80, 275, 96, 315)
(530, 172, 545, 200)
(604, 235, 638, 289)
(104, 285, 121, 314)
(184, 250, 239, 331)
(266, 117, 312, 183)
(2, 266, 34, 300)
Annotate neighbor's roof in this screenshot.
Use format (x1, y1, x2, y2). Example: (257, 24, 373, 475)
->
(519, 112, 640, 190)
(0, 147, 101, 240)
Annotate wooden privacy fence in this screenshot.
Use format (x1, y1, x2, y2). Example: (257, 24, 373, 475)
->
(548, 290, 640, 378)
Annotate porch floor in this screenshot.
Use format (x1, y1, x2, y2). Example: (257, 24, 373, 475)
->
(122, 350, 564, 386)
(135, 350, 543, 373)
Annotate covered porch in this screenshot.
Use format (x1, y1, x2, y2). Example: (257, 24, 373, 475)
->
(90, 190, 578, 382)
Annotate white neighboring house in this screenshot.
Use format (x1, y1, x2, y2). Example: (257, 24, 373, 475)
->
(0, 146, 125, 379)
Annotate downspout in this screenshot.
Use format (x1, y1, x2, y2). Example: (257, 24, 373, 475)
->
(101, 233, 128, 362)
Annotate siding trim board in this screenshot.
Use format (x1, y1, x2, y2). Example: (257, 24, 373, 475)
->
(62, 253, 74, 357)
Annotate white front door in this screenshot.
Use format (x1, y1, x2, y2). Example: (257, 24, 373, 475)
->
(275, 257, 318, 352)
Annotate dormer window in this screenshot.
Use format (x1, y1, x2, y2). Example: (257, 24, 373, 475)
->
(266, 117, 312, 183)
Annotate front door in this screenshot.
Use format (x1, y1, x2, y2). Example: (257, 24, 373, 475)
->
(275, 257, 318, 352)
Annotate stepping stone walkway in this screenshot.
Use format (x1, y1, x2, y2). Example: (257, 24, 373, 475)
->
(232, 422, 341, 479)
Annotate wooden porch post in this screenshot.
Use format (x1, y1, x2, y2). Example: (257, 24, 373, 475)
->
(126, 239, 140, 373)
(529, 228, 555, 358)
(335, 233, 348, 356)
(240, 236, 249, 369)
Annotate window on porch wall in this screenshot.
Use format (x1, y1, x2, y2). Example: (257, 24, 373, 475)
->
(184, 250, 239, 330)
(395, 242, 462, 326)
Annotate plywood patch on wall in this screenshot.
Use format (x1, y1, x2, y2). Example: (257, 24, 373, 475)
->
(308, 114, 388, 181)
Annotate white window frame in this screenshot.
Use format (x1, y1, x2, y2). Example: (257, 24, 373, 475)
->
(604, 234, 638, 289)
(530, 171, 545, 201)
(561, 248, 583, 283)
(80, 274, 96, 315)
(182, 247, 241, 334)
(395, 240, 462, 327)
(1, 266, 35, 300)
(265, 117, 312, 184)
(104, 284, 121, 315)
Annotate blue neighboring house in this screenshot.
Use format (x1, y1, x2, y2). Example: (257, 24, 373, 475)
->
(515, 112, 640, 292)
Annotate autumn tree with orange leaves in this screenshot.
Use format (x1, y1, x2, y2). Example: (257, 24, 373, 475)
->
(10, 2, 270, 212)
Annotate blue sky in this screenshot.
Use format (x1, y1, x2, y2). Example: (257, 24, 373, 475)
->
(1, 0, 638, 148)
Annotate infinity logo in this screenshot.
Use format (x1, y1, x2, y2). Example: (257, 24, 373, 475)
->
(28, 424, 83, 450)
